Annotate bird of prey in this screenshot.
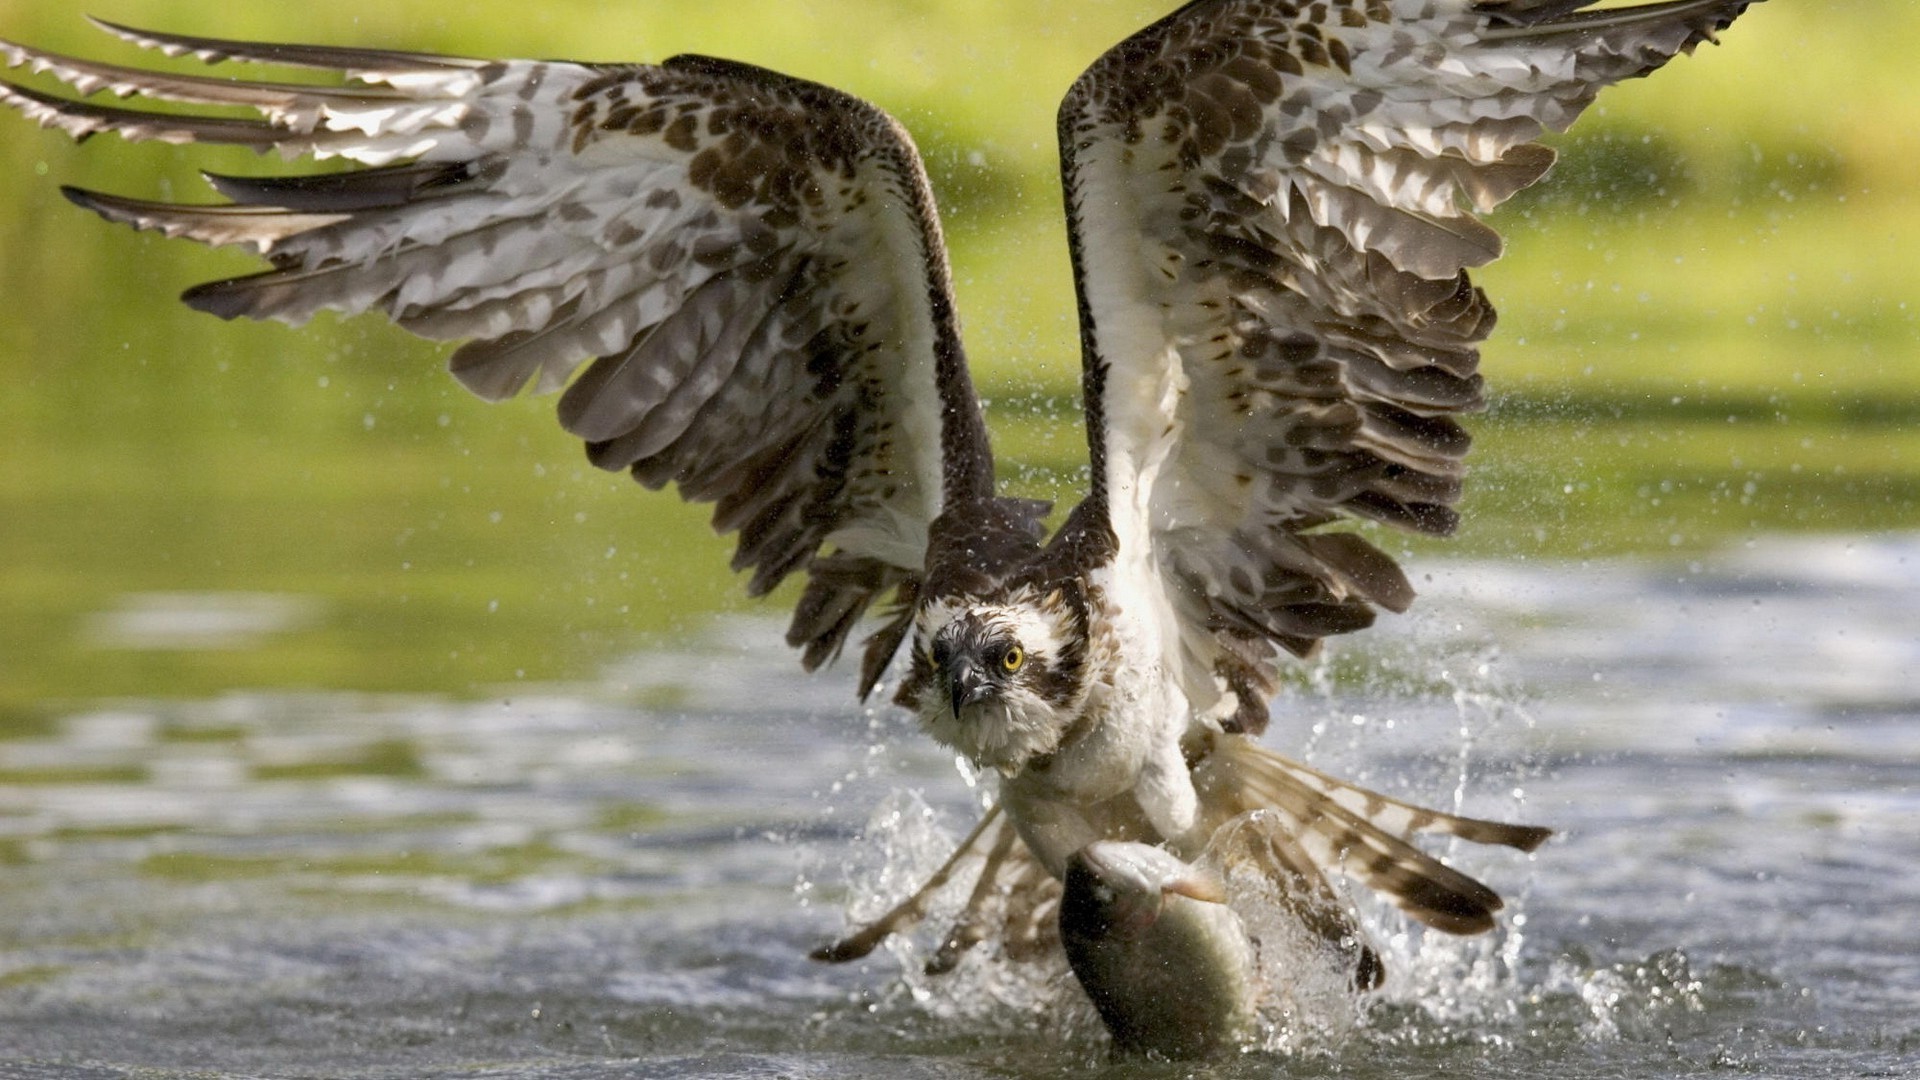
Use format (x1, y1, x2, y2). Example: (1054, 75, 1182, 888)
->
(1, 0, 1758, 1030)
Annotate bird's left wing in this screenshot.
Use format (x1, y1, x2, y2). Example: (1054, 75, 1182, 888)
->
(1058, 0, 1757, 730)
(1, 20, 1000, 693)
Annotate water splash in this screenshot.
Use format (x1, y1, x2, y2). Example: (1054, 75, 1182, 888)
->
(1207, 824, 1370, 1055)
(799, 594, 1567, 1058)
(1276, 620, 1553, 1042)
(819, 789, 1097, 1040)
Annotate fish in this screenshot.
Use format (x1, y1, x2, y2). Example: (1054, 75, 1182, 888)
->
(1058, 840, 1259, 1059)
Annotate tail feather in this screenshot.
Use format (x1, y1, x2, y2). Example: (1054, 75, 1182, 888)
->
(1192, 736, 1549, 937)
(1258, 751, 1552, 853)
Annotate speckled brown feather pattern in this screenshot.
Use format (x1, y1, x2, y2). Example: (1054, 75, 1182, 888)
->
(1060, 0, 1757, 717)
(2, 2, 1760, 1021)
(0, 3, 1755, 702)
(0, 21, 995, 674)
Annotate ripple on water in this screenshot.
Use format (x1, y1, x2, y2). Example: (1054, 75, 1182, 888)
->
(0, 536, 1915, 1077)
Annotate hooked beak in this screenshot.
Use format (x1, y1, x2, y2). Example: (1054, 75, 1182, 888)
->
(946, 653, 990, 719)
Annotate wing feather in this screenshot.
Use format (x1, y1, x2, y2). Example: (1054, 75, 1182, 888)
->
(1059, 0, 1758, 721)
(82, 17, 490, 74)
(3, 22, 998, 681)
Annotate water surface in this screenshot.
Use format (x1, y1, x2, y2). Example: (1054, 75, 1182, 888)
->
(1, 534, 1915, 1077)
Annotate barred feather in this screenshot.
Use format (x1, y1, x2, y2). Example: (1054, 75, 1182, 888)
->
(6, 3, 1758, 1029)
(0, 20, 994, 677)
(1059, 0, 1758, 723)
(1192, 735, 1549, 935)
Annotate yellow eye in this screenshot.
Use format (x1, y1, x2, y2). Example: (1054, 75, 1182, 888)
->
(1001, 645, 1025, 673)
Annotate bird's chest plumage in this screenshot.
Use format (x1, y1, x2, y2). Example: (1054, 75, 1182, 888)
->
(1002, 567, 1201, 875)
(1045, 594, 1178, 799)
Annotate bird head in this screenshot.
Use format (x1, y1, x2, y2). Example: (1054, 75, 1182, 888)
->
(904, 585, 1089, 775)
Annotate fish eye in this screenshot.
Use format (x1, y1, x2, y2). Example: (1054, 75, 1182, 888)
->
(1000, 644, 1025, 673)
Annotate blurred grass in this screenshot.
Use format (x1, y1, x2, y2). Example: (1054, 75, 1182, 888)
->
(0, 1, 1914, 708)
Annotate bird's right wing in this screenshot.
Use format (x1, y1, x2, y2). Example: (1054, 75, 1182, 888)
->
(1, 21, 1002, 693)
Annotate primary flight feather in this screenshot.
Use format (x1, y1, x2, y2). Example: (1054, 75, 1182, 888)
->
(1, 0, 1759, 1051)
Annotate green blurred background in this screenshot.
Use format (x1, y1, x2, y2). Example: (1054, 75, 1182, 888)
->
(0, 1, 1913, 712)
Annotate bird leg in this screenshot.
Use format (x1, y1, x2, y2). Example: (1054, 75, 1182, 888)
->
(809, 802, 1004, 964)
(923, 816, 1019, 974)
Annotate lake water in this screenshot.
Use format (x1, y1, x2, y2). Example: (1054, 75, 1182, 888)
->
(1, 532, 1916, 1078)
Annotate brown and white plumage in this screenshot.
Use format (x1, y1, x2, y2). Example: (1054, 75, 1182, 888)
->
(1057, 0, 1758, 730)
(2, 20, 989, 693)
(1, 0, 1759, 1036)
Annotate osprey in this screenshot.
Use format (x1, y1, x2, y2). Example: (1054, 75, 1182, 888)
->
(2, 0, 1756, 1014)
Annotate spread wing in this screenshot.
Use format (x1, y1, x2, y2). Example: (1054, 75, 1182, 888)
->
(0, 20, 999, 694)
(1059, 0, 1757, 731)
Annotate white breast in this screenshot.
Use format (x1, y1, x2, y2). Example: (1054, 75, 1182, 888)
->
(1001, 561, 1201, 875)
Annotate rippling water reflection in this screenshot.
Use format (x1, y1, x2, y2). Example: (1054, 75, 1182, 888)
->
(1, 535, 1915, 1078)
